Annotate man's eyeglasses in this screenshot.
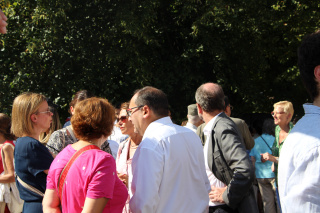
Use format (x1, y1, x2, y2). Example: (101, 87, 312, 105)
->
(35, 110, 52, 115)
(126, 105, 144, 117)
(271, 111, 285, 116)
(118, 116, 128, 123)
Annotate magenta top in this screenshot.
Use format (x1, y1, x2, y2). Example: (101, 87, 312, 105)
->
(47, 145, 128, 213)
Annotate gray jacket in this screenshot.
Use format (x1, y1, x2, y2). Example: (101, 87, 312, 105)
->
(207, 113, 257, 212)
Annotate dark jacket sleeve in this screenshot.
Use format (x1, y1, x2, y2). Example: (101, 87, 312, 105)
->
(214, 118, 255, 209)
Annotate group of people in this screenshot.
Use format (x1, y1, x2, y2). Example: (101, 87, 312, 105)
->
(1, 9, 320, 213)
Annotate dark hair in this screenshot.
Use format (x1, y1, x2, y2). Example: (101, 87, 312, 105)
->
(69, 90, 94, 115)
(298, 30, 320, 101)
(224, 96, 230, 110)
(262, 118, 275, 136)
(195, 83, 225, 112)
(134, 86, 169, 117)
(71, 97, 115, 141)
(0, 113, 16, 141)
(120, 102, 130, 110)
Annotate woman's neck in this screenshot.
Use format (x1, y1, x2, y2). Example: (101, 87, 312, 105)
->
(22, 132, 41, 141)
(279, 123, 290, 133)
(129, 133, 142, 147)
(71, 140, 99, 151)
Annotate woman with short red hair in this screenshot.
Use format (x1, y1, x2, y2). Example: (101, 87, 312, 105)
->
(43, 97, 128, 213)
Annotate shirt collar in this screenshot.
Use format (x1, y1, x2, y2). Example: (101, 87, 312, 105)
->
(203, 112, 222, 136)
(143, 116, 172, 139)
(303, 103, 320, 115)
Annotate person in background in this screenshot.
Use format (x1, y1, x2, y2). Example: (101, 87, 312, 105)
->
(62, 90, 94, 128)
(0, 113, 23, 213)
(46, 90, 102, 157)
(116, 102, 142, 213)
(224, 96, 255, 150)
(261, 101, 294, 186)
(43, 97, 128, 213)
(39, 100, 61, 146)
(184, 104, 203, 133)
(11, 92, 54, 213)
(108, 105, 128, 144)
(128, 86, 210, 213)
(278, 30, 320, 213)
(0, 9, 7, 34)
(250, 119, 279, 213)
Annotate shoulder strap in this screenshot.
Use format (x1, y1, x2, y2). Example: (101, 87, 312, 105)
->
(66, 126, 77, 142)
(260, 136, 272, 152)
(58, 144, 99, 201)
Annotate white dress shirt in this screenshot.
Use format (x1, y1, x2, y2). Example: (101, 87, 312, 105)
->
(129, 116, 210, 213)
(203, 113, 227, 207)
(278, 104, 320, 213)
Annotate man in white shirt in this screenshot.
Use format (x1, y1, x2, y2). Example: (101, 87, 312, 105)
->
(278, 30, 320, 213)
(128, 86, 210, 213)
(185, 104, 203, 133)
(196, 83, 257, 213)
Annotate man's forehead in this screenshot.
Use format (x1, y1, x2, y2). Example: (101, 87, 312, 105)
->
(129, 94, 138, 107)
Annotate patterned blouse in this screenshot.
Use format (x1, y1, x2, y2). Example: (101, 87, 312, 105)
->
(46, 126, 112, 156)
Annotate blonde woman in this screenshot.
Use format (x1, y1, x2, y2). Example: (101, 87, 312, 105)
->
(11, 93, 54, 213)
(261, 101, 294, 185)
(39, 103, 62, 146)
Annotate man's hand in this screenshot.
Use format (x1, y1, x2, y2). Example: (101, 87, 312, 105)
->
(209, 186, 227, 203)
(0, 9, 8, 34)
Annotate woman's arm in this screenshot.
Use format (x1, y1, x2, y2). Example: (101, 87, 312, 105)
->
(42, 189, 62, 213)
(0, 145, 15, 183)
(82, 197, 109, 213)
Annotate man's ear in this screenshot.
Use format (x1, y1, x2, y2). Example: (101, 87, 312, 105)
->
(142, 105, 150, 118)
(70, 106, 75, 115)
(315, 65, 320, 82)
(196, 103, 202, 115)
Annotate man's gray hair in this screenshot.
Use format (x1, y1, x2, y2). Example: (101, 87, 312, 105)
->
(195, 83, 225, 112)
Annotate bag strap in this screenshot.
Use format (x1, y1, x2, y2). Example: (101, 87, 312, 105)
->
(2, 143, 44, 197)
(58, 144, 99, 201)
(260, 136, 272, 152)
(16, 176, 44, 197)
(66, 126, 77, 142)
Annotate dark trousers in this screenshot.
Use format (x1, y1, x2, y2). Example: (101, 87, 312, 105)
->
(209, 205, 238, 213)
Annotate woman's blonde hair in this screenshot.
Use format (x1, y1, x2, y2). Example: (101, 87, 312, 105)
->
(11, 92, 47, 137)
(273, 101, 294, 121)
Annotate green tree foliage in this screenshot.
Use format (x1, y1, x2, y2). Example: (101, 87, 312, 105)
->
(1, 0, 320, 122)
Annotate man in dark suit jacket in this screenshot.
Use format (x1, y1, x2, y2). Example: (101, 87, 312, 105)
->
(195, 82, 257, 213)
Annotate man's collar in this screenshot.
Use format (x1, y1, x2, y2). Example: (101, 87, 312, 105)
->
(203, 112, 223, 135)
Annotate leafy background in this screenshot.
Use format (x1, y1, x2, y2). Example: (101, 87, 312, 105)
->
(1, 0, 319, 125)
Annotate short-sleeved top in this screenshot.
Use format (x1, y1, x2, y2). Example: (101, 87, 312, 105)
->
(249, 134, 275, 178)
(14, 137, 54, 202)
(47, 145, 128, 213)
(47, 127, 112, 156)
